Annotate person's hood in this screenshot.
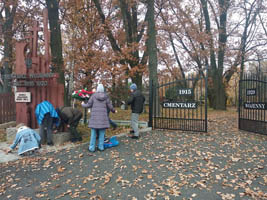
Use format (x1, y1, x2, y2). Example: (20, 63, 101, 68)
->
(17, 126, 28, 133)
(94, 92, 108, 101)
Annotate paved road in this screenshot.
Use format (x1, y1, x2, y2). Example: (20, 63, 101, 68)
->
(0, 129, 266, 200)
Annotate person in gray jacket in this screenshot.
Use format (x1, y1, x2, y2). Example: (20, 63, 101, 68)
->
(56, 107, 83, 142)
(82, 84, 115, 152)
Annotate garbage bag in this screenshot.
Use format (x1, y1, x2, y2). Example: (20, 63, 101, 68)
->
(104, 136, 119, 149)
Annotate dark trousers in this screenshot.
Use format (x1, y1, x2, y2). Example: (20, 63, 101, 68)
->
(108, 111, 117, 129)
(109, 118, 117, 129)
(69, 112, 82, 140)
(40, 113, 53, 144)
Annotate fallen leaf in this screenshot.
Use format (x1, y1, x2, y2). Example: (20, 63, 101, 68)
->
(142, 169, 148, 174)
(57, 166, 65, 173)
(88, 189, 96, 195)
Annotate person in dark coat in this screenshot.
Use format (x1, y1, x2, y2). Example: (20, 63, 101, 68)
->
(127, 83, 145, 139)
(56, 107, 83, 142)
(82, 84, 115, 152)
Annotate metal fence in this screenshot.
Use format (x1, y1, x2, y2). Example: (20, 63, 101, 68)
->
(150, 73, 208, 132)
(0, 93, 16, 124)
(239, 73, 267, 135)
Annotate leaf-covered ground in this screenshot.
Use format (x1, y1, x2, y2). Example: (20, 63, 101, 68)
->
(0, 109, 266, 200)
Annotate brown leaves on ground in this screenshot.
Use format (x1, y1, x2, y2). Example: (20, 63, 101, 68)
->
(1, 107, 266, 199)
(57, 166, 66, 173)
(102, 173, 112, 186)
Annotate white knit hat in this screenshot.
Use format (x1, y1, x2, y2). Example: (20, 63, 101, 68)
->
(96, 84, 104, 92)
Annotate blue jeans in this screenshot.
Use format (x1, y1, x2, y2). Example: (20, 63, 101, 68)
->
(89, 128, 105, 152)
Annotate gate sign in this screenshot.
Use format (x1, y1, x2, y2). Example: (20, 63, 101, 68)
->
(244, 102, 267, 110)
(15, 92, 31, 103)
(246, 88, 256, 96)
(178, 88, 193, 95)
(163, 102, 198, 109)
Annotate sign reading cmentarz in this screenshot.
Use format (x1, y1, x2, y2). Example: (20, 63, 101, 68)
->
(163, 102, 198, 109)
(244, 102, 267, 110)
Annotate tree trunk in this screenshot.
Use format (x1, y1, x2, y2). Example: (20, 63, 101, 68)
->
(45, 0, 67, 104)
(0, 4, 17, 93)
(131, 74, 142, 91)
(213, 74, 227, 110)
(147, 0, 159, 123)
(1, 37, 12, 93)
(147, 0, 158, 89)
(201, 0, 229, 110)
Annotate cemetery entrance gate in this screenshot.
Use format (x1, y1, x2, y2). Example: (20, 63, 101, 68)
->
(149, 74, 208, 132)
(239, 73, 267, 135)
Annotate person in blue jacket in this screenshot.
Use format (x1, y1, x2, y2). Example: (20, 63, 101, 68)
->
(35, 100, 59, 146)
(5, 123, 41, 156)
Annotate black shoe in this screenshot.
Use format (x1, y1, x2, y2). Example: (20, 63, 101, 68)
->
(130, 136, 139, 139)
(104, 138, 109, 143)
(71, 138, 78, 143)
(47, 142, 54, 146)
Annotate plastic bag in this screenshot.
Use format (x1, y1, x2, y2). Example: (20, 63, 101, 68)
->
(104, 136, 119, 149)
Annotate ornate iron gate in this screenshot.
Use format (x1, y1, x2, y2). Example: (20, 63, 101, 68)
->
(239, 73, 267, 135)
(149, 74, 208, 132)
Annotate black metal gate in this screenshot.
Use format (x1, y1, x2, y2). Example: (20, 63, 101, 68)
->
(239, 73, 267, 135)
(149, 74, 208, 132)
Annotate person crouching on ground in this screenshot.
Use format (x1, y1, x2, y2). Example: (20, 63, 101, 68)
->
(82, 84, 115, 152)
(127, 83, 145, 139)
(35, 100, 59, 146)
(55, 107, 83, 142)
(5, 123, 41, 156)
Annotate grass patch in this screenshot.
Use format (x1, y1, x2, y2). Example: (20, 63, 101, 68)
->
(109, 107, 149, 122)
(81, 107, 149, 122)
(77, 123, 132, 142)
(0, 129, 6, 142)
(77, 106, 149, 142)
